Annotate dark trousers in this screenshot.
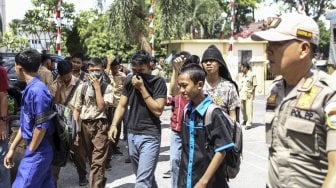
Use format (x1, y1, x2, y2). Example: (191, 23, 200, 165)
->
(82, 119, 109, 188)
(52, 132, 87, 185)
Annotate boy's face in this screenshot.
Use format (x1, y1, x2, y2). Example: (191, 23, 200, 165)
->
(60, 72, 72, 85)
(178, 72, 203, 101)
(72, 57, 82, 71)
(131, 63, 151, 74)
(87, 64, 103, 79)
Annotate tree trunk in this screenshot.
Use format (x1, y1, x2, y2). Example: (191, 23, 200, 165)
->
(139, 34, 152, 56)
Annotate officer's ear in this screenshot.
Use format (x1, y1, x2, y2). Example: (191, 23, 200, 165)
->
(299, 41, 311, 60)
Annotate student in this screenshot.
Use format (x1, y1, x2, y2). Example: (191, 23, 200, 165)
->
(70, 58, 114, 188)
(71, 52, 86, 81)
(177, 64, 234, 188)
(201, 45, 240, 121)
(166, 51, 199, 188)
(0, 57, 10, 188)
(104, 55, 126, 170)
(4, 48, 55, 187)
(38, 53, 53, 88)
(108, 50, 167, 188)
(50, 60, 88, 186)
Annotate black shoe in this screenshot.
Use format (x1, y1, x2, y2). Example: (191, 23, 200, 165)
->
(105, 162, 112, 171)
(79, 176, 88, 186)
(162, 170, 171, 178)
(245, 124, 252, 130)
(124, 156, 131, 163)
(242, 121, 247, 126)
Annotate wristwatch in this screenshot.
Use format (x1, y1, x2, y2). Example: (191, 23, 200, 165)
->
(0, 116, 8, 122)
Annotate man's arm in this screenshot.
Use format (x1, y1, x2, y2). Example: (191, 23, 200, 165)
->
(29, 128, 47, 151)
(108, 95, 128, 142)
(322, 151, 336, 188)
(195, 151, 226, 188)
(0, 91, 8, 140)
(138, 85, 166, 117)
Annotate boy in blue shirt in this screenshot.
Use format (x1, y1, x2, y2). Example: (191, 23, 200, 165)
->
(177, 64, 234, 188)
(4, 48, 55, 187)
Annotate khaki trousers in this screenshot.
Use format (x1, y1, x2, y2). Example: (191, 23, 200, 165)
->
(241, 98, 253, 125)
(82, 119, 109, 188)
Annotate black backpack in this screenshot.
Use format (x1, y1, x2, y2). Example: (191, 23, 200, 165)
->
(34, 103, 75, 167)
(204, 103, 243, 180)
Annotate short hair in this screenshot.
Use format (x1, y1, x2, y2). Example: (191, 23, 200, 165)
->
(87, 57, 103, 67)
(57, 60, 73, 76)
(15, 48, 41, 72)
(130, 50, 150, 65)
(184, 55, 200, 67)
(241, 62, 250, 70)
(71, 52, 83, 61)
(112, 55, 122, 66)
(180, 63, 206, 83)
(41, 53, 51, 65)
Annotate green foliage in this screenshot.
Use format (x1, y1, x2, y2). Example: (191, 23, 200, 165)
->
(272, 0, 336, 21)
(317, 21, 331, 58)
(0, 32, 29, 53)
(7, 0, 75, 53)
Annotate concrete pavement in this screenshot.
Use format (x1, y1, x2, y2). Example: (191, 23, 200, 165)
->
(58, 95, 267, 188)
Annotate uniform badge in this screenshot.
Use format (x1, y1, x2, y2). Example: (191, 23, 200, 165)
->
(301, 77, 313, 90)
(296, 85, 321, 110)
(325, 102, 336, 129)
(266, 93, 277, 110)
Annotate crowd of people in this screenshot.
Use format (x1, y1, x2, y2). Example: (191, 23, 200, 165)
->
(0, 12, 335, 188)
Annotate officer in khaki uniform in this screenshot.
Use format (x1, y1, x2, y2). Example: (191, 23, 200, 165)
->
(252, 13, 336, 187)
(239, 62, 257, 129)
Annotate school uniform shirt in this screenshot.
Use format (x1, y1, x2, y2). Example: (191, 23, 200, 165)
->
(50, 75, 80, 105)
(178, 96, 234, 188)
(204, 77, 240, 114)
(38, 66, 53, 88)
(108, 70, 126, 107)
(70, 81, 114, 120)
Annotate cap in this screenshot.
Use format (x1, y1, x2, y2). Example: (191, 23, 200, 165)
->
(251, 13, 319, 45)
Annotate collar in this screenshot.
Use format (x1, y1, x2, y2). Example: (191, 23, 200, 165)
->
(186, 95, 212, 117)
(21, 76, 40, 94)
(70, 75, 78, 86)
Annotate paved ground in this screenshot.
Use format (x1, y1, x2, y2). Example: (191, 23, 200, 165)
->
(58, 95, 267, 188)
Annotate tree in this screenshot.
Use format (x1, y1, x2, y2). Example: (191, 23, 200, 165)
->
(0, 32, 29, 53)
(272, 0, 336, 21)
(8, 0, 75, 53)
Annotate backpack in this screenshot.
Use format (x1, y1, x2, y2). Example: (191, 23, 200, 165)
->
(34, 103, 75, 167)
(204, 103, 243, 180)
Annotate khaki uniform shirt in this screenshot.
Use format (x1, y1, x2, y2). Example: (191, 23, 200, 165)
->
(38, 66, 53, 88)
(50, 75, 80, 105)
(108, 71, 126, 107)
(265, 69, 336, 188)
(70, 82, 114, 120)
(239, 70, 257, 100)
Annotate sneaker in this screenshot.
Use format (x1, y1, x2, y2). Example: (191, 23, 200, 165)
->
(79, 176, 89, 186)
(245, 123, 252, 130)
(124, 156, 131, 163)
(162, 170, 171, 178)
(105, 161, 112, 171)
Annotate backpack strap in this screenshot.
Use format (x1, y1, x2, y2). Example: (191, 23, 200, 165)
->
(64, 79, 81, 106)
(80, 83, 89, 105)
(34, 108, 57, 125)
(204, 103, 218, 127)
